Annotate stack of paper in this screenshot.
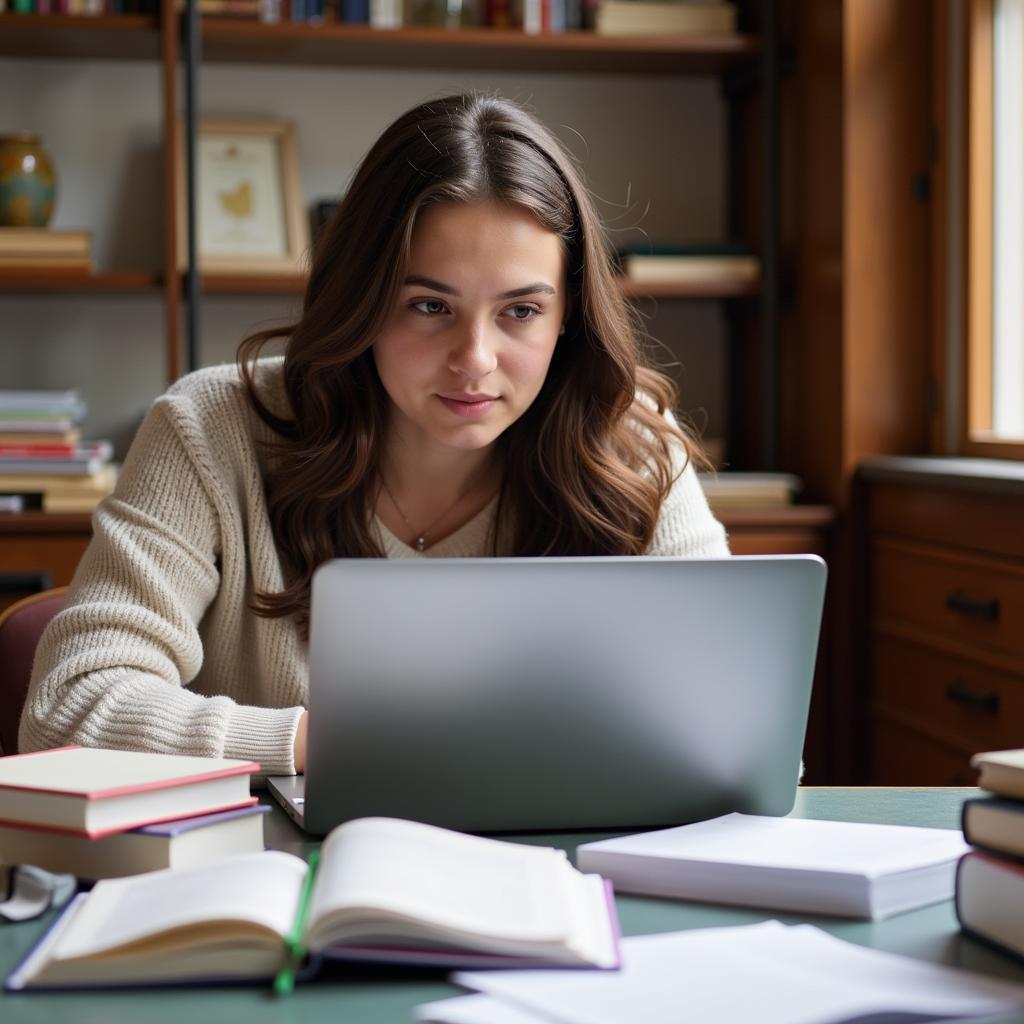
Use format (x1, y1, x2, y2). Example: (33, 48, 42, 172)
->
(575, 812, 970, 920)
(417, 922, 1024, 1024)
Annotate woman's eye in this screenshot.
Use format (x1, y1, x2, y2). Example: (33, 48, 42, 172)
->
(505, 304, 539, 322)
(412, 299, 448, 316)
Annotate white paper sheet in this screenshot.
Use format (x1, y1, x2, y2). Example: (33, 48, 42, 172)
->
(439, 922, 1024, 1024)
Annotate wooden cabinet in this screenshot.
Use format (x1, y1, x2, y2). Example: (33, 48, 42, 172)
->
(0, 514, 92, 612)
(860, 457, 1024, 785)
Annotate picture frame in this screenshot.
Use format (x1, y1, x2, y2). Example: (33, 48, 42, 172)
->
(177, 118, 309, 275)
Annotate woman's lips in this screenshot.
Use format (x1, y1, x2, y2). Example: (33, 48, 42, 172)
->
(437, 393, 499, 418)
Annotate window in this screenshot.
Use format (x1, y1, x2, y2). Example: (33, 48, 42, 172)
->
(964, 0, 1024, 456)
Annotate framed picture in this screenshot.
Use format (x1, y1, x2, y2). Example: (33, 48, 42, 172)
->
(177, 119, 309, 275)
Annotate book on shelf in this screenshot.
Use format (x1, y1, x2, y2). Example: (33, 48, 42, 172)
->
(0, 429, 81, 447)
(697, 471, 801, 509)
(0, 388, 86, 435)
(0, 442, 81, 458)
(962, 798, 1024, 861)
(0, 416, 81, 432)
(972, 748, 1024, 800)
(0, 388, 85, 412)
(5, 816, 621, 991)
(0, 228, 92, 271)
(0, 255, 92, 270)
(0, 805, 270, 881)
(956, 852, 1024, 964)
(0, 463, 116, 495)
(0, 439, 113, 475)
(619, 252, 759, 287)
(576, 812, 969, 920)
(595, 0, 736, 36)
(0, 747, 260, 838)
(41, 491, 109, 513)
(425, 920, 1024, 1024)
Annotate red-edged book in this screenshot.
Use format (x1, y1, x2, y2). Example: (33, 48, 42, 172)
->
(956, 850, 1024, 963)
(0, 746, 259, 838)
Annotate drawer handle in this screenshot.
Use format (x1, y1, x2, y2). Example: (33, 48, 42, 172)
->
(945, 589, 1000, 622)
(945, 678, 1000, 716)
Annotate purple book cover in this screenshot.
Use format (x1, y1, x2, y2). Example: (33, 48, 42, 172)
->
(135, 804, 270, 838)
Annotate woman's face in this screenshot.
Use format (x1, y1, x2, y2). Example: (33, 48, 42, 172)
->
(373, 199, 566, 457)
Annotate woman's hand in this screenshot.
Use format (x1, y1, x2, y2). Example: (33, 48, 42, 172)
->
(294, 711, 309, 774)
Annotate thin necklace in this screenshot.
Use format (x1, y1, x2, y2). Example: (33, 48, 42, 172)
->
(379, 478, 467, 552)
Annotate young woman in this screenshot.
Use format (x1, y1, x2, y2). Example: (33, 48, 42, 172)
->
(20, 94, 728, 774)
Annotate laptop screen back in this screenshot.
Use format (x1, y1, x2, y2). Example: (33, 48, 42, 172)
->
(302, 555, 826, 835)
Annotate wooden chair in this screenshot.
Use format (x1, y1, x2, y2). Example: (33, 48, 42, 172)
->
(0, 588, 67, 756)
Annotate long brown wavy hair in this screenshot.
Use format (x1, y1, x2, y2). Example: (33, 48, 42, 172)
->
(239, 92, 705, 629)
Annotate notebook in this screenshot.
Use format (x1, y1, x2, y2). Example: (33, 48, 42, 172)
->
(268, 555, 826, 835)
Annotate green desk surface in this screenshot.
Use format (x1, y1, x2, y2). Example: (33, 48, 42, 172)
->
(2, 787, 1023, 1023)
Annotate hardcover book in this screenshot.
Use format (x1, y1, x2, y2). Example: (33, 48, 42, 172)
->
(956, 851, 1024, 963)
(962, 797, 1024, 861)
(0, 747, 259, 838)
(0, 805, 269, 880)
(972, 748, 1024, 800)
(5, 816, 620, 990)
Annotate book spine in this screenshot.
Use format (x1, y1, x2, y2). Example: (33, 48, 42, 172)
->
(521, 0, 539, 32)
(485, 0, 509, 27)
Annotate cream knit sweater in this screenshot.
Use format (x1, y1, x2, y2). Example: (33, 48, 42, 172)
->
(21, 360, 729, 774)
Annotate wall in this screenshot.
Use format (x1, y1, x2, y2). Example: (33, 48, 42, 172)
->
(0, 58, 729, 457)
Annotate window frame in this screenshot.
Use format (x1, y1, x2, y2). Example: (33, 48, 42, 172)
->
(961, 0, 1024, 458)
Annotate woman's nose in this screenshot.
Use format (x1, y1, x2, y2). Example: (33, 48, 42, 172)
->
(448, 321, 498, 378)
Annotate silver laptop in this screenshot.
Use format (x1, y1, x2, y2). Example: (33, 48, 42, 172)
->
(268, 555, 826, 835)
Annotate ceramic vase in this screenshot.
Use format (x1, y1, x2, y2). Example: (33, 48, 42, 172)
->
(0, 133, 57, 228)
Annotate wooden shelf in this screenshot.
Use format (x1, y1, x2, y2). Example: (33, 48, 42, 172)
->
(197, 272, 758, 301)
(0, 511, 93, 534)
(199, 272, 307, 294)
(0, 15, 758, 73)
(200, 21, 761, 74)
(0, 270, 161, 293)
(716, 505, 836, 530)
(619, 277, 760, 300)
(0, 14, 160, 60)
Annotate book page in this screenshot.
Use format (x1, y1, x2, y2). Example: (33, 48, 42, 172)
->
(307, 818, 574, 947)
(50, 851, 307, 960)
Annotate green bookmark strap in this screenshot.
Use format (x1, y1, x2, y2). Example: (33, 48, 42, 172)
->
(273, 849, 320, 996)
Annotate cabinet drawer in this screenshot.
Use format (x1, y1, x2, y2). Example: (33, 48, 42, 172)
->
(873, 542, 1024, 661)
(871, 719, 976, 786)
(872, 634, 1024, 754)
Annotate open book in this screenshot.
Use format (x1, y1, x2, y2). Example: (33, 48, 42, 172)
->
(6, 817, 620, 990)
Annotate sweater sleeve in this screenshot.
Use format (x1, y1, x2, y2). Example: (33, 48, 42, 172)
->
(647, 456, 731, 557)
(19, 398, 304, 774)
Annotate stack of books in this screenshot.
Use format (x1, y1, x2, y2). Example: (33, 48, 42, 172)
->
(0, 389, 115, 514)
(956, 747, 1024, 963)
(5, 814, 620, 990)
(0, 747, 266, 880)
(595, 0, 735, 36)
(618, 243, 759, 288)
(0, 228, 92, 271)
(698, 471, 802, 510)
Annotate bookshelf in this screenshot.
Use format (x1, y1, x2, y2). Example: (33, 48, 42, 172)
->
(0, 10, 817, 568)
(0, 8, 774, 398)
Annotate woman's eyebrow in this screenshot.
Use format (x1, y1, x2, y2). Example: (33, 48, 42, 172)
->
(403, 275, 556, 300)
